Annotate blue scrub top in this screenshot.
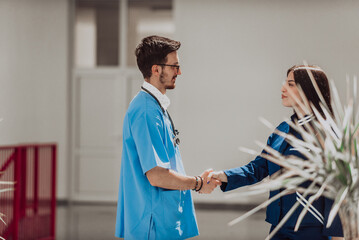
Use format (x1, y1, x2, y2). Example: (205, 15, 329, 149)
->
(115, 91, 199, 240)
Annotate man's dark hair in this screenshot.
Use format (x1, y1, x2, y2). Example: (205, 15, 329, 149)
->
(135, 35, 181, 79)
(287, 65, 333, 117)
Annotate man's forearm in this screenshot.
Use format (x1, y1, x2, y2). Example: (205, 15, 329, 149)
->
(146, 166, 197, 190)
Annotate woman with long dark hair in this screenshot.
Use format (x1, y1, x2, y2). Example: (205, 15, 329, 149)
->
(209, 65, 343, 240)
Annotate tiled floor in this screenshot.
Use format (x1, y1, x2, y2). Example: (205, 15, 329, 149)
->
(56, 203, 270, 240)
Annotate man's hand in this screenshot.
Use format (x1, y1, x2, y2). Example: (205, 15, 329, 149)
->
(199, 169, 221, 194)
(207, 170, 228, 183)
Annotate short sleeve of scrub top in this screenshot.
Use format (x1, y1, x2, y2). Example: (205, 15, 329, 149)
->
(131, 106, 171, 174)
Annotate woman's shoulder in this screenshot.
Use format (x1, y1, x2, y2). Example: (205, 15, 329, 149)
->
(275, 120, 290, 133)
(275, 114, 297, 133)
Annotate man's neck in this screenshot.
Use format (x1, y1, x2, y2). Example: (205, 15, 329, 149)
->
(146, 78, 166, 94)
(142, 81, 171, 110)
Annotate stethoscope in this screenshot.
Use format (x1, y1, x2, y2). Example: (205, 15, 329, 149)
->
(141, 87, 180, 147)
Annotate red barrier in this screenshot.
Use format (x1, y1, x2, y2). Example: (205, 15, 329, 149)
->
(0, 144, 56, 240)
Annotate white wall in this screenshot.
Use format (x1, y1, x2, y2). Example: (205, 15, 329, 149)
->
(173, 0, 359, 203)
(0, 0, 69, 199)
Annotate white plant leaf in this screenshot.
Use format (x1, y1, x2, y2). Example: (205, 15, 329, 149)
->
(228, 189, 294, 227)
(327, 186, 349, 228)
(266, 181, 318, 240)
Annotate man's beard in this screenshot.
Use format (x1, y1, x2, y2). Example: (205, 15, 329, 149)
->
(160, 72, 176, 89)
(159, 72, 166, 84)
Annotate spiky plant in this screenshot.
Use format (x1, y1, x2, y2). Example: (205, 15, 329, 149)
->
(0, 119, 15, 240)
(229, 69, 359, 240)
(0, 173, 14, 240)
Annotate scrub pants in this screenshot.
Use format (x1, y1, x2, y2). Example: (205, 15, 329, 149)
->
(270, 225, 329, 240)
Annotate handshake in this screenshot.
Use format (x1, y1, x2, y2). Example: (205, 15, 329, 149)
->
(195, 169, 228, 194)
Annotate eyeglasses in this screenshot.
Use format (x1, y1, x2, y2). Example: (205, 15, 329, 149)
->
(156, 64, 180, 71)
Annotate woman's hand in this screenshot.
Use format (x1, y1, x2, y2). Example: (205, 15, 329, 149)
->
(207, 170, 228, 183)
(198, 169, 221, 194)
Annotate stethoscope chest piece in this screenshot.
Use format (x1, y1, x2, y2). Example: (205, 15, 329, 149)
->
(174, 136, 180, 147)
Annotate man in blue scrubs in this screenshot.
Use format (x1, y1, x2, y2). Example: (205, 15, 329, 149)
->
(115, 36, 220, 240)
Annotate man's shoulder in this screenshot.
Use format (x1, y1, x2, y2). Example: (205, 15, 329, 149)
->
(127, 91, 162, 117)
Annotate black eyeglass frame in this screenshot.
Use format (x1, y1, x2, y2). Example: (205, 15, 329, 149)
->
(156, 64, 180, 71)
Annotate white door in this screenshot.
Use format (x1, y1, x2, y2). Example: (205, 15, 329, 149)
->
(71, 69, 142, 201)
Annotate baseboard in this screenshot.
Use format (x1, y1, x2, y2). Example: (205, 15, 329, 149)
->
(56, 199, 263, 211)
